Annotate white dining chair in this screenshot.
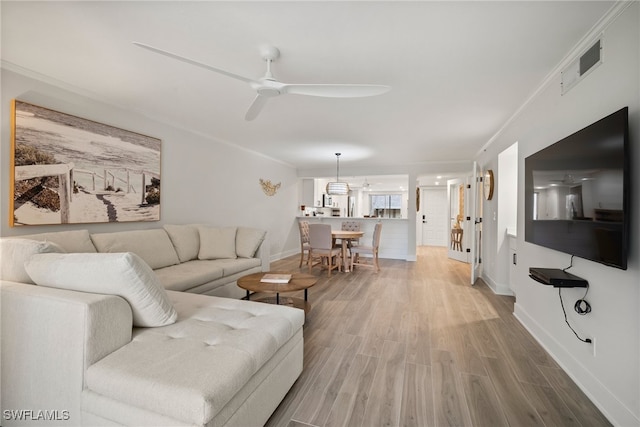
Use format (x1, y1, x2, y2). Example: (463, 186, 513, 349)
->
(341, 221, 361, 250)
(308, 223, 342, 277)
(350, 222, 382, 273)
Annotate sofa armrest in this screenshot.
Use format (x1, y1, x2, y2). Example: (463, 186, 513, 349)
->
(1, 281, 132, 424)
(255, 234, 271, 272)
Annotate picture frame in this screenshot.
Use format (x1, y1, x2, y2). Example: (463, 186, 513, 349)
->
(10, 100, 162, 226)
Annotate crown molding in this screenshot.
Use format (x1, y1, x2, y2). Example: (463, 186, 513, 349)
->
(476, 1, 634, 158)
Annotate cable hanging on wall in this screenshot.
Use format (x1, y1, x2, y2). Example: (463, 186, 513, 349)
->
(558, 255, 592, 343)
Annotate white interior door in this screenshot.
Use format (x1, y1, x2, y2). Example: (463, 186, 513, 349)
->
(420, 187, 447, 246)
(447, 178, 469, 263)
(470, 162, 483, 284)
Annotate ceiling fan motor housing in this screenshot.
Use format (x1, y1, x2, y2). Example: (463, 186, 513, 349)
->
(260, 45, 280, 62)
(254, 79, 282, 97)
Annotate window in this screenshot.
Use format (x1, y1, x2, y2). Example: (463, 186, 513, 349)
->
(370, 194, 402, 218)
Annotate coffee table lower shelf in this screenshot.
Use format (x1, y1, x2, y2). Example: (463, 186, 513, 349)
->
(237, 272, 317, 314)
(251, 295, 310, 313)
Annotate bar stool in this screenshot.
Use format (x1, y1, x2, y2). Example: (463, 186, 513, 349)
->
(451, 228, 463, 251)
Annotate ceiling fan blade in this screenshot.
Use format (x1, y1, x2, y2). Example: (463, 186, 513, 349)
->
(133, 42, 255, 84)
(282, 84, 390, 98)
(245, 94, 269, 121)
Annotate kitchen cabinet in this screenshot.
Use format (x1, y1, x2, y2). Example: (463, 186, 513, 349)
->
(301, 179, 315, 207)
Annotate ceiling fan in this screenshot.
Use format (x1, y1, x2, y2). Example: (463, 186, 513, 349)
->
(133, 43, 391, 121)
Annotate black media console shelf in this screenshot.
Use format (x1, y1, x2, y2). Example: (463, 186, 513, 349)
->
(529, 267, 588, 288)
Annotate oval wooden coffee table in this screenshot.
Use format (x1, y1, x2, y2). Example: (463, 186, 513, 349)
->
(237, 272, 318, 313)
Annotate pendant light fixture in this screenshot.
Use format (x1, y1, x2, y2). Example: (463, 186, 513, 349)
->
(326, 153, 350, 195)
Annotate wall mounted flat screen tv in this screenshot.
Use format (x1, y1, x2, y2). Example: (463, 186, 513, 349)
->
(525, 107, 629, 269)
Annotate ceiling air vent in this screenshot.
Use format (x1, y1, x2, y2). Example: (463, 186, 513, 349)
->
(561, 38, 602, 95)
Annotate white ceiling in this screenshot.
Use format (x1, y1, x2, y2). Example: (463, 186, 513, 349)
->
(1, 1, 615, 177)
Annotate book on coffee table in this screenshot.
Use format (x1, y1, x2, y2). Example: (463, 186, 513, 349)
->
(260, 273, 292, 284)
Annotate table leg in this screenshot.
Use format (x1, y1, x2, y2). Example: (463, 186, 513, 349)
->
(246, 290, 250, 300)
(276, 293, 280, 304)
(342, 239, 350, 272)
(304, 288, 308, 301)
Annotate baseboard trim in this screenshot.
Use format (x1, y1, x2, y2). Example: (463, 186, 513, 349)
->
(481, 272, 514, 296)
(513, 303, 639, 427)
(272, 249, 299, 262)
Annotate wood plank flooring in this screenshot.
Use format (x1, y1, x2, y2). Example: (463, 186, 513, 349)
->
(264, 246, 611, 427)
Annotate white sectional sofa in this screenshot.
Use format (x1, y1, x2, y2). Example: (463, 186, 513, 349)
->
(0, 225, 304, 426)
(11, 223, 271, 298)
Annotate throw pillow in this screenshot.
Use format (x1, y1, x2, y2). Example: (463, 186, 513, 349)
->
(17, 229, 97, 253)
(236, 227, 266, 258)
(164, 224, 200, 263)
(198, 226, 237, 260)
(24, 252, 177, 327)
(0, 238, 65, 284)
(91, 229, 180, 270)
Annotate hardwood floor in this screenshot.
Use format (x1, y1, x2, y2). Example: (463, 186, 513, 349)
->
(264, 246, 611, 427)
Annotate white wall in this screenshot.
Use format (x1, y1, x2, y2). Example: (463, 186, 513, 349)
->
(476, 4, 639, 425)
(494, 142, 518, 294)
(0, 69, 300, 260)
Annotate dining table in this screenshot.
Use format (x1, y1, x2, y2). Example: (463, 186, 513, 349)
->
(331, 229, 364, 272)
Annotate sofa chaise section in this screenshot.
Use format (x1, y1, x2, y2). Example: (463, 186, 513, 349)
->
(83, 291, 304, 426)
(0, 281, 304, 426)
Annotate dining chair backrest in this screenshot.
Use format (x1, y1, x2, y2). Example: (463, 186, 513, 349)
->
(308, 223, 333, 250)
(299, 221, 310, 244)
(372, 223, 382, 248)
(341, 221, 361, 232)
(342, 221, 361, 247)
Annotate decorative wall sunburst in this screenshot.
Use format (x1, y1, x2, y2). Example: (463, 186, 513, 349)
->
(259, 178, 281, 196)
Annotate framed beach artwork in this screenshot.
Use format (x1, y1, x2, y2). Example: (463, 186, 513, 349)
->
(10, 100, 161, 226)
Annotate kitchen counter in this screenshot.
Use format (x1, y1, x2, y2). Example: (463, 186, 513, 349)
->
(298, 216, 406, 220)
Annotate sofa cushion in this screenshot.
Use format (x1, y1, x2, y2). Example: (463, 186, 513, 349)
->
(198, 226, 237, 260)
(154, 260, 225, 292)
(213, 258, 262, 277)
(236, 227, 266, 258)
(163, 224, 200, 263)
(24, 252, 177, 327)
(91, 229, 180, 270)
(0, 238, 65, 283)
(14, 229, 97, 253)
(86, 292, 304, 425)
